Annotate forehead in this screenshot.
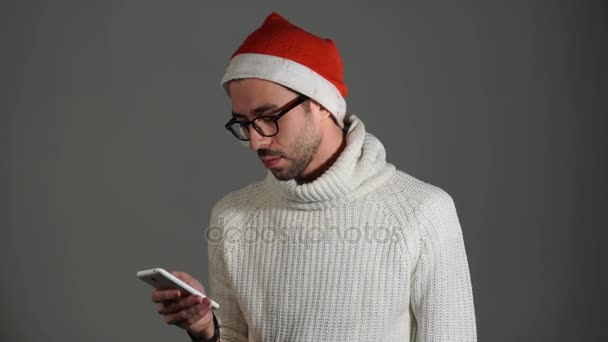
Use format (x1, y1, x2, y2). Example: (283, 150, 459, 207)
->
(228, 79, 295, 111)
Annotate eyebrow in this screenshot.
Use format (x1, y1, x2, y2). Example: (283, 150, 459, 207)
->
(232, 104, 279, 119)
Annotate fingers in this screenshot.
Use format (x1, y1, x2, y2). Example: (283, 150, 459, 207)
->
(147, 270, 211, 333)
(157, 295, 202, 315)
(163, 298, 213, 326)
(180, 300, 213, 330)
(151, 289, 182, 303)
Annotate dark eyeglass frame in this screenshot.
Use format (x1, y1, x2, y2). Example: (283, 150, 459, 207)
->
(225, 94, 310, 141)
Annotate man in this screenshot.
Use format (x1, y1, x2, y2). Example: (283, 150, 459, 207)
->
(151, 12, 477, 341)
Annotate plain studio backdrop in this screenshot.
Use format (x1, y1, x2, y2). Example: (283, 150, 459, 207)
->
(2, 1, 606, 341)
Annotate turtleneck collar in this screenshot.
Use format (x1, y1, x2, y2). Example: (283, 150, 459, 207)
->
(265, 115, 395, 210)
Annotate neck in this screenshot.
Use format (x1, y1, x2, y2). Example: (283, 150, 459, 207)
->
(295, 123, 346, 184)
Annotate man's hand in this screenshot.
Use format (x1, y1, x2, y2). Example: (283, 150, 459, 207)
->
(151, 271, 216, 340)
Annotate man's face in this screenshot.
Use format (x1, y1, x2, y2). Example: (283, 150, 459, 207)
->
(228, 79, 321, 181)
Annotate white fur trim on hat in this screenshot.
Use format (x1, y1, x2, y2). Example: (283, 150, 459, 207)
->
(221, 53, 347, 128)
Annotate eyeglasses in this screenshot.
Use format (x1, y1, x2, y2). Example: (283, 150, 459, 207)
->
(225, 94, 309, 141)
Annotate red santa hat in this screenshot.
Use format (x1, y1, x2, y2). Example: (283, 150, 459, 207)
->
(221, 12, 348, 127)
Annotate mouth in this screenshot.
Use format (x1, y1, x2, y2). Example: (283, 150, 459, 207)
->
(260, 156, 283, 169)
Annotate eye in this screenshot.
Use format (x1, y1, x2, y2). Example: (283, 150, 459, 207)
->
(258, 116, 277, 123)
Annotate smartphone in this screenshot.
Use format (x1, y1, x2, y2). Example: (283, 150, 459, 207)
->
(137, 268, 219, 310)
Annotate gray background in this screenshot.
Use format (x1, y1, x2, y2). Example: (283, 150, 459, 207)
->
(2, 0, 606, 341)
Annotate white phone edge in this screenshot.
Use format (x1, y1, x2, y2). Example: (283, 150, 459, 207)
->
(137, 268, 220, 309)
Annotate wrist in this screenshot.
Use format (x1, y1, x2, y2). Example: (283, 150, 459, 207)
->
(187, 313, 220, 342)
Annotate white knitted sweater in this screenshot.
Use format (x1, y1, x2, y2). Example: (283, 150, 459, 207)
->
(207, 115, 477, 341)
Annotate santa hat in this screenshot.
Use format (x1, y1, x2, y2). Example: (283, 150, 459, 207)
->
(221, 12, 348, 127)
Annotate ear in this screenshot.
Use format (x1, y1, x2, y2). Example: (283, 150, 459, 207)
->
(309, 100, 332, 120)
(319, 105, 338, 126)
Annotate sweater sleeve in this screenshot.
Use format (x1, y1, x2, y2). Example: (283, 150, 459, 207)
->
(410, 190, 477, 341)
(208, 205, 248, 342)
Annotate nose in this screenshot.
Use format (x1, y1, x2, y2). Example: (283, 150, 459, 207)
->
(247, 126, 270, 151)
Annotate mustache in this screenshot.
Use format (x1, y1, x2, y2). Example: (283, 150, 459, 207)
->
(258, 149, 284, 158)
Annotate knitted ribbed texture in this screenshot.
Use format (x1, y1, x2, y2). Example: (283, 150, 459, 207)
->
(208, 115, 477, 341)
